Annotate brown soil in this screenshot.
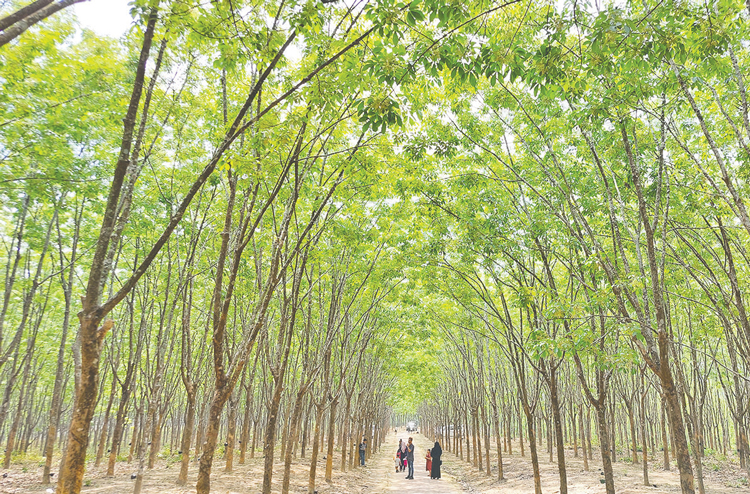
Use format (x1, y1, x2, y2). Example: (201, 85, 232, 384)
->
(0, 449, 378, 494)
(1, 433, 747, 493)
(438, 438, 750, 494)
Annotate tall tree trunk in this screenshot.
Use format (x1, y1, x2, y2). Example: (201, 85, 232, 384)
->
(56, 7, 160, 492)
(43, 200, 81, 483)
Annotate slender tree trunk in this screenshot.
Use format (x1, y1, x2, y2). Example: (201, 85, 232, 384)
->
(261, 377, 285, 494)
(307, 405, 325, 494)
(523, 407, 542, 494)
(224, 395, 237, 473)
(340, 395, 351, 472)
(238, 396, 252, 465)
(107, 379, 133, 475)
(196, 391, 228, 494)
(627, 402, 638, 464)
(549, 366, 568, 494)
(95, 380, 117, 467)
(482, 405, 491, 476)
(177, 394, 195, 485)
(282, 388, 309, 494)
(491, 395, 504, 480)
(597, 405, 616, 494)
(640, 370, 649, 485)
(662, 369, 695, 494)
(3, 355, 31, 469)
(134, 397, 157, 494)
(43, 202, 81, 483)
(324, 399, 338, 481)
(579, 404, 588, 471)
(661, 396, 670, 470)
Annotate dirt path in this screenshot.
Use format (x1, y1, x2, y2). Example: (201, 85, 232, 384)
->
(370, 429, 463, 493)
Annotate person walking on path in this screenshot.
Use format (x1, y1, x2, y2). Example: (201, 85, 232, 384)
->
(430, 441, 442, 479)
(359, 438, 367, 466)
(425, 448, 432, 475)
(405, 437, 415, 479)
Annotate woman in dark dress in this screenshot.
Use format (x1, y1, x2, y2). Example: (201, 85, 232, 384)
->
(430, 441, 442, 479)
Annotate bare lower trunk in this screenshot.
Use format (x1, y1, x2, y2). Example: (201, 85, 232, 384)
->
(661, 397, 670, 470)
(3, 382, 25, 468)
(134, 401, 156, 494)
(196, 391, 229, 494)
(147, 410, 164, 469)
(492, 403, 503, 480)
(238, 397, 252, 464)
(627, 404, 638, 464)
(324, 400, 338, 481)
(640, 372, 649, 486)
(225, 397, 237, 473)
(596, 405, 616, 494)
(177, 396, 195, 485)
(482, 407, 491, 476)
(307, 405, 325, 494)
(579, 405, 588, 471)
(250, 417, 258, 458)
(340, 398, 351, 472)
(524, 409, 542, 494)
(261, 380, 284, 494)
(282, 391, 308, 494)
(549, 369, 568, 494)
(56, 316, 111, 494)
(95, 381, 117, 467)
(663, 371, 695, 494)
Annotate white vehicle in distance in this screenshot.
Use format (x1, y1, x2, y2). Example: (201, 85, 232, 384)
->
(406, 421, 418, 432)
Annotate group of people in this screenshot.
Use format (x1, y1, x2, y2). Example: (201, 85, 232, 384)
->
(395, 437, 415, 479)
(395, 437, 442, 480)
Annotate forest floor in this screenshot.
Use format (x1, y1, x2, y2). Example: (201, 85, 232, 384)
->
(1, 429, 748, 493)
(438, 437, 750, 494)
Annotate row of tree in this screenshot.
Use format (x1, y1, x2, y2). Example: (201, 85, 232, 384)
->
(404, 2, 750, 494)
(4, 2, 750, 494)
(0, 0, 460, 492)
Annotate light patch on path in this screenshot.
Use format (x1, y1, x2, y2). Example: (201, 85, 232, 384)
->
(364, 429, 464, 493)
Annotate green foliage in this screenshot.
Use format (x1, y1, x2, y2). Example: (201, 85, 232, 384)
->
(2, 0, 750, 480)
